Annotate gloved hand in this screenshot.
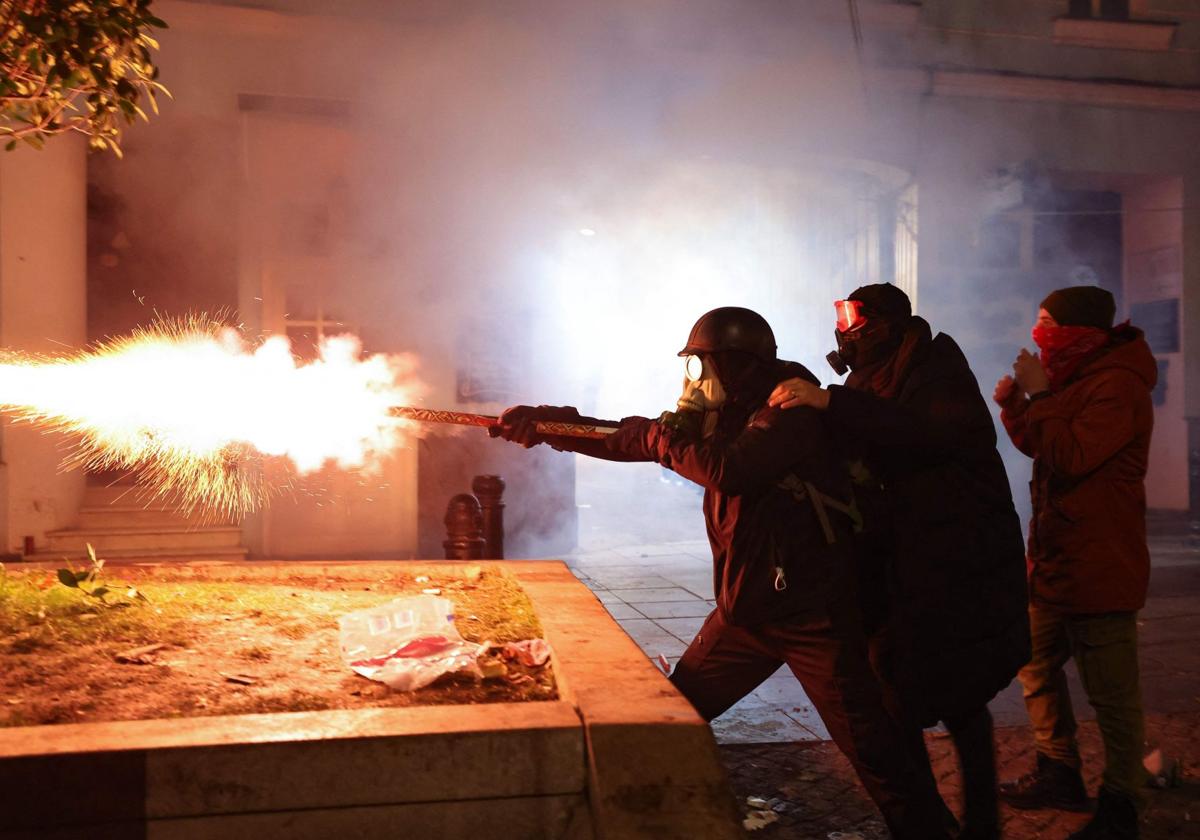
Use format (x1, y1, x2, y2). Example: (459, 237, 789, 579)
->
(489, 405, 581, 449)
(605, 416, 665, 462)
(657, 409, 703, 440)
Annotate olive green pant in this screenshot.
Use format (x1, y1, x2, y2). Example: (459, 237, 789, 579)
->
(1017, 605, 1149, 805)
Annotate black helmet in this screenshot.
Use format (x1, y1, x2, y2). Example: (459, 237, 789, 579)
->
(679, 307, 777, 362)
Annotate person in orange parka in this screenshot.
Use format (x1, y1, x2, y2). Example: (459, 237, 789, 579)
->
(994, 285, 1157, 840)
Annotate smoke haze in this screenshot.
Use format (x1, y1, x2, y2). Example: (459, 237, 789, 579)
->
(85, 0, 1196, 554)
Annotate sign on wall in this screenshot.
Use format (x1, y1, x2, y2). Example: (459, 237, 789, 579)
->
(1129, 298, 1180, 355)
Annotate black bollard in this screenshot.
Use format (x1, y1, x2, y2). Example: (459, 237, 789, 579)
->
(472, 474, 506, 559)
(443, 493, 486, 560)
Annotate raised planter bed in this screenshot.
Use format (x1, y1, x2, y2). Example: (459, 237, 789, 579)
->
(0, 560, 742, 839)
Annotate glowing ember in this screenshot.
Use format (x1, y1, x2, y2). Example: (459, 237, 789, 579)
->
(0, 316, 423, 517)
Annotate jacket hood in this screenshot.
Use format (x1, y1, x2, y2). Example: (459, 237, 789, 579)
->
(775, 359, 819, 387)
(719, 358, 812, 418)
(1081, 325, 1158, 390)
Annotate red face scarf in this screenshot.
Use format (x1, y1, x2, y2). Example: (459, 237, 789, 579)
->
(1031, 324, 1111, 391)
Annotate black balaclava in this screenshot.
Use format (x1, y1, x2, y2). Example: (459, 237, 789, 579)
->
(835, 283, 912, 370)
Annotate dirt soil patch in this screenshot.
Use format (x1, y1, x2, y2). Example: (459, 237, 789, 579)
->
(0, 562, 556, 727)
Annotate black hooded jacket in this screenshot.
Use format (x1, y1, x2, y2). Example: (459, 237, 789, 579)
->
(826, 317, 1030, 724)
(544, 359, 860, 627)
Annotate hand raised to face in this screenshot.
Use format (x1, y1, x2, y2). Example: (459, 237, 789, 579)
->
(1012, 349, 1049, 397)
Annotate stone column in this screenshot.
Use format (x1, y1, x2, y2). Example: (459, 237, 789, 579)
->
(0, 136, 88, 556)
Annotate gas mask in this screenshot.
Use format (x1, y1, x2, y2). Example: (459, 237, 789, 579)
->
(829, 298, 895, 373)
(672, 354, 726, 438)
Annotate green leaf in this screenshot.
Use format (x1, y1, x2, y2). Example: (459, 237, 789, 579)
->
(90, 586, 110, 599)
(57, 569, 79, 588)
(4, 141, 15, 152)
(0, 2, 169, 155)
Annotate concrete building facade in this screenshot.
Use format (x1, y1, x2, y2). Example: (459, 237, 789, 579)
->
(2, 0, 1197, 558)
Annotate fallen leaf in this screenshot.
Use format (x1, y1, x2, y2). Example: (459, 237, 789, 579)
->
(115, 643, 165, 664)
(743, 810, 778, 831)
(221, 673, 258, 686)
(480, 659, 508, 679)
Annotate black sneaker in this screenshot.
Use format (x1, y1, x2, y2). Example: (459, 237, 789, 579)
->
(999, 752, 1089, 811)
(1067, 787, 1139, 840)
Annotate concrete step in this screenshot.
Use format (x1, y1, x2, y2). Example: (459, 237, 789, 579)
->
(45, 526, 244, 553)
(83, 485, 184, 508)
(30, 545, 250, 563)
(76, 506, 235, 530)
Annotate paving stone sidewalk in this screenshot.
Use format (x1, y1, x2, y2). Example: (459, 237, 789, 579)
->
(718, 712, 1198, 840)
(566, 531, 1200, 839)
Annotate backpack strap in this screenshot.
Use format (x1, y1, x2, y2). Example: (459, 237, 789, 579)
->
(776, 474, 863, 544)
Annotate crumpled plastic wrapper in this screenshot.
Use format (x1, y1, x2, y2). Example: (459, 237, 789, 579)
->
(338, 595, 480, 691)
(501, 638, 552, 667)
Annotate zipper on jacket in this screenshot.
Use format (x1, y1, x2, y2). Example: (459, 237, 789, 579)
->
(774, 566, 788, 591)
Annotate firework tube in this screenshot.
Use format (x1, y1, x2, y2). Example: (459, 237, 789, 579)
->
(388, 406, 617, 440)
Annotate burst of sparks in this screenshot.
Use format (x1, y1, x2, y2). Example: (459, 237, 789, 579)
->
(0, 316, 423, 518)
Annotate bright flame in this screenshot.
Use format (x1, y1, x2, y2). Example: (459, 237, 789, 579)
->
(0, 317, 423, 517)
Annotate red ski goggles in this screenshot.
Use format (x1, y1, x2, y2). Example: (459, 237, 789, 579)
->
(834, 299, 868, 334)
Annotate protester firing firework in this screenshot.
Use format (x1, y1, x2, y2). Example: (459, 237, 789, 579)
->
(0, 317, 619, 517)
(387, 406, 616, 440)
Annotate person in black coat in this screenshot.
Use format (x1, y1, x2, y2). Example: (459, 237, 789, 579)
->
(494, 307, 955, 840)
(770, 284, 1031, 840)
